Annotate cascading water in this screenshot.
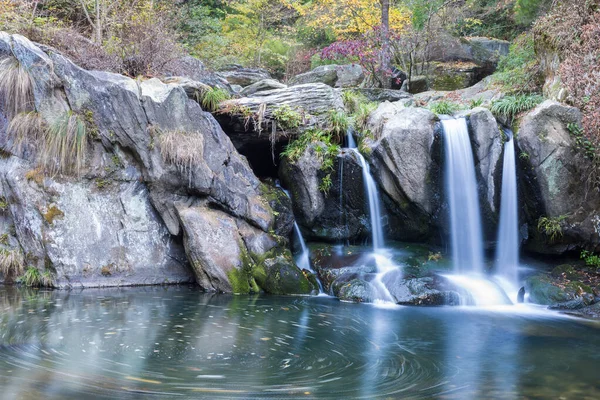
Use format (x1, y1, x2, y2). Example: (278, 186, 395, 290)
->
(346, 130, 395, 302)
(442, 118, 485, 274)
(442, 118, 510, 306)
(495, 129, 520, 291)
(276, 182, 324, 293)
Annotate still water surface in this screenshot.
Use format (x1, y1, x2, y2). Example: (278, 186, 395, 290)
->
(0, 286, 599, 399)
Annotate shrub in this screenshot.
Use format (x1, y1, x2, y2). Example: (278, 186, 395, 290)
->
(272, 104, 302, 131)
(580, 250, 600, 269)
(199, 87, 230, 112)
(157, 129, 204, 174)
(0, 56, 34, 119)
(490, 94, 543, 121)
(428, 101, 463, 116)
(18, 266, 43, 287)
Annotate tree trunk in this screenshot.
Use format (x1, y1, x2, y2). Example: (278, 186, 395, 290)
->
(380, 0, 391, 89)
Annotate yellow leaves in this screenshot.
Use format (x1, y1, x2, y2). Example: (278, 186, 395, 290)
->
(287, 0, 411, 38)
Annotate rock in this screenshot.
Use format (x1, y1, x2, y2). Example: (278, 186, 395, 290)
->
(216, 83, 344, 149)
(241, 79, 287, 96)
(231, 84, 243, 93)
(408, 75, 429, 94)
(384, 273, 461, 306)
(563, 302, 600, 319)
(333, 278, 376, 303)
(0, 157, 193, 288)
(162, 56, 233, 93)
(160, 76, 211, 100)
(312, 244, 377, 292)
(263, 255, 316, 295)
(352, 88, 412, 103)
(368, 106, 441, 241)
(518, 101, 600, 253)
(459, 107, 504, 237)
(217, 65, 271, 87)
(429, 61, 492, 91)
(517, 286, 525, 303)
(280, 146, 368, 242)
(289, 64, 365, 88)
(462, 37, 510, 64)
(525, 273, 594, 305)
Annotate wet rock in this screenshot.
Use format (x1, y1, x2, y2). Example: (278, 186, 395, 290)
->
(333, 278, 376, 303)
(525, 273, 594, 306)
(384, 273, 461, 306)
(368, 106, 440, 241)
(263, 255, 316, 295)
(517, 286, 525, 303)
(352, 88, 412, 103)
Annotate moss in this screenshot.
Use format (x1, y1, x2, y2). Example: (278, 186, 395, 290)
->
(25, 168, 45, 186)
(96, 178, 111, 189)
(551, 264, 577, 279)
(101, 265, 112, 276)
(0, 197, 9, 212)
(565, 281, 592, 295)
(226, 268, 250, 294)
(43, 205, 64, 225)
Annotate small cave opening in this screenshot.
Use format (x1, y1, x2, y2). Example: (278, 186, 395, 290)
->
(237, 140, 288, 179)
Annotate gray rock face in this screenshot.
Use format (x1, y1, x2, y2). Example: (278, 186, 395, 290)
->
(0, 32, 308, 292)
(280, 146, 368, 241)
(518, 101, 600, 253)
(353, 88, 412, 103)
(216, 83, 344, 149)
(241, 79, 287, 96)
(462, 37, 510, 64)
(384, 273, 461, 306)
(289, 64, 365, 88)
(217, 65, 271, 87)
(368, 106, 440, 240)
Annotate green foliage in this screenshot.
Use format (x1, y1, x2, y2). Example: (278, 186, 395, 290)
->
(492, 33, 542, 93)
(0, 196, 8, 212)
(318, 174, 333, 194)
(0, 56, 34, 119)
(568, 123, 597, 160)
(580, 250, 600, 269)
(490, 94, 543, 120)
(18, 266, 43, 287)
(537, 215, 566, 242)
(199, 87, 230, 112)
(353, 102, 378, 134)
(514, 0, 552, 25)
(272, 104, 302, 131)
(428, 101, 463, 115)
(342, 90, 370, 114)
(327, 110, 349, 141)
(469, 98, 484, 108)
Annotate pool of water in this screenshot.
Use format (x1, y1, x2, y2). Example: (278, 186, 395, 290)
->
(0, 286, 599, 399)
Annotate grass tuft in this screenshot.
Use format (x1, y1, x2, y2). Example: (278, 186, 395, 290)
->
(44, 111, 88, 175)
(157, 129, 204, 174)
(490, 94, 543, 121)
(327, 110, 349, 143)
(428, 101, 463, 116)
(7, 111, 45, 153)
(0, 249, 25, 279)
(0, 57, 34, 119)
(198, 87, 230, 112)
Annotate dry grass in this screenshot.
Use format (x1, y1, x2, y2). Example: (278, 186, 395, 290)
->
(0, 249, 25, 279)
(44, 111, 88, 175)
(157, 129, 204, 174)
(7, 111, 45, 153)
(0, 57, 34, 119)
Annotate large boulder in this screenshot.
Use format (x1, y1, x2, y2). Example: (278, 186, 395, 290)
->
(289, 64, 365, 88)
(217, 65, 271, 87)
(517, 101, 600, 253)
(367, 105, 441, 241)
(177, 204, 315, 294)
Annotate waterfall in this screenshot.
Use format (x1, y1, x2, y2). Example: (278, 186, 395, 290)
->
(276, 182, 323, 293)
(495, 130, 519, 287)
(442, 118, 484, 274)
(442, 118, 511, 306)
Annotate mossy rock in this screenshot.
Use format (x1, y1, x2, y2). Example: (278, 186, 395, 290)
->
(525, 274, 579, 305)
(263, 255, 316, 295)
(551, 264, 577, 279)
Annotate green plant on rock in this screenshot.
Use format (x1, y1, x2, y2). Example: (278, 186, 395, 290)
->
(0, 248, 25, 279)
(318, 174, 333, 194)
(0, 56, 34, 119)
(490, 94, 543, 121)
(353, 101, 378, 135)
(272, 104, 302, 131)
(198, 87, 230, 112)
(428, 101, 463, 116)
(469, 98, 484, 108)
(567, 123, 597, 160)
(519, 151, 530, 161)
(580, 250, 600, 269)
(327, 110, 349, 142)
(342, 90, 369, 114)
(537, 215, 567, 242)
(18, 266, 43, 287)
(45, 111, 89, 175)
(0, 233, 8, 246)
(0, 196, 8, 212)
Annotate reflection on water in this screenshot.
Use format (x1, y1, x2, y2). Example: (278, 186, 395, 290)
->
(0, 286, 599, 399)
